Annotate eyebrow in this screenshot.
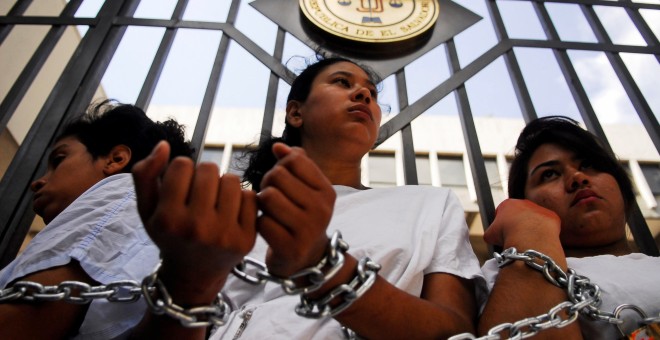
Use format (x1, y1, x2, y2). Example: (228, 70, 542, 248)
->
(529, 160, 559, 177)
(329, 70, 376, 89)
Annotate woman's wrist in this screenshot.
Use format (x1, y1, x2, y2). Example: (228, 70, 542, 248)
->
(157, 262, 229, 305)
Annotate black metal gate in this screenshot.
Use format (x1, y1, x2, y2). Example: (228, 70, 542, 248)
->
(1, 0, 658, 267)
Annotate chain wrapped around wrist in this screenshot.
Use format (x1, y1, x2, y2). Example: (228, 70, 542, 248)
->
(295, 255, 381, 318)
(141, 261, 231, 328)
(233, 230, 349, 294)
(232, 230, 381, 318)
(449, 247, 620, 340)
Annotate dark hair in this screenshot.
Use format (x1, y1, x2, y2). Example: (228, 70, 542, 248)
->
(241, 55, 381, 191)
(508, 115, 635, 217)
(57, 100, 194, 172)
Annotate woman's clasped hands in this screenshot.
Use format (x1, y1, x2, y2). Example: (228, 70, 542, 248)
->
(131, 141, 337, 294)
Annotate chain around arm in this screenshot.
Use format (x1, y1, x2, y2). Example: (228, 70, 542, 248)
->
(232, 230, 349, 295)
(232, 230, 382, 319)
(449, 248, 628, 340)
(141, 261, 231, 328)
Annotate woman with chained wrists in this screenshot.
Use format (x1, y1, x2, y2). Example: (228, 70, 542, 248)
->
(130, 55, 486, 339)
(478, 116, 660, 339)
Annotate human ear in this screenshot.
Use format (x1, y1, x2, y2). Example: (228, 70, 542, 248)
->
(286, 101, 303, 128)
(103, 145, 132, 176)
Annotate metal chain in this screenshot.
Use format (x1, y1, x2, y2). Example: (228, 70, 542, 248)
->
(0, 280, 143, 304)
(141, 261, 231, 328)
(232, 230, 382, 319)
(448, 247, 649, 340)
(232, 230, 350, 295)
(295, 256, 381, 318)
(1, 230, 379, 328)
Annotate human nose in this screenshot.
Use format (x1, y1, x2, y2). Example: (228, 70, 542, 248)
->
(351, 86, 372, 105)
(565, 169, 589, 192)
(30, 175, 47, 192)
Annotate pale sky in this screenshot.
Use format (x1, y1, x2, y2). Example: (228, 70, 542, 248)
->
(72, 0, 659, 127)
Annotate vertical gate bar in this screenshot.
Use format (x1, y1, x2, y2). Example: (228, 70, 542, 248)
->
(0, 0, 83, 131)
(532, 2, 609, 141)
(135, 0, 190, 110)
(535, 1, 657, 256)
(395, 69, 419, 185)
(581, 5, 660, 154)
(445, 38, 497, 234)
(0, 0, 141, 267)
(618, 0, 660, 64)
(260, 27, 286, 144)
(62, 0, 143, 122)
(0, 0, 33, 45)
(581, 4, 659, 255)
(485, 0, 537, 123)
(190, 0, 240, 159)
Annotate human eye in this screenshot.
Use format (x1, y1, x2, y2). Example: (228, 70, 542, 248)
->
(579, 159, 593, 170)
(333, 76, 351, 88)
(49, 153, 66, 169)
(539, 168, 559, 182)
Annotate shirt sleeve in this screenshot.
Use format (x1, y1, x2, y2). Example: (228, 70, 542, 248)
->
(424, 189, 488, 304)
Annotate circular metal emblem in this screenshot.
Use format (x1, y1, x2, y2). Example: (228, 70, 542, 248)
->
(299, 0, 440, 44)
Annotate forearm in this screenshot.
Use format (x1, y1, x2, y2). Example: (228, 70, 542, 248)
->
(310, 255, 475, 339)
(478, 240, 583, 338)
(0, 302, 88, 339)
(478, 262, 582, 339)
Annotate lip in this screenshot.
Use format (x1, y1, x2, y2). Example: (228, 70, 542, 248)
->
(571, 189, 600, 206)
(348, 104, 373, 122)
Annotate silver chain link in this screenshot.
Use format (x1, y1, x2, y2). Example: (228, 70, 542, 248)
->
(0, 280, 144, 304)
(141, 261, 231, 328)
(2, 246, 654, 337)
(232, 230, 349, 294)
(295, 256, 381, 318)
(232, 230, 381, 318)
(448, 247, 651, 340)
(0, 230, 379, 328)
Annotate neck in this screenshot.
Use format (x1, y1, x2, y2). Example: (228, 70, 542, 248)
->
(317, 158, 365, 189)
(564, 237, 633, 258)
(305, 151, 365, 189)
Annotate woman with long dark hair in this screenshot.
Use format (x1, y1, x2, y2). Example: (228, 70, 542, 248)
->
(131, 56, 485, 339)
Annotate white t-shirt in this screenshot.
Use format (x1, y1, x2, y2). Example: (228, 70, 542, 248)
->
(212, 185, 486, 339)
(1, 180, 485, 339)
(481, 253, 660, 339)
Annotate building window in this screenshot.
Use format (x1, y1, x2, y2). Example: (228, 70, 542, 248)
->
(227, 147, 247, 177)
(437, 156, 467, 188)
(484, 158, 502, 188)
(200, 147, 223, 165)
(416, 155, 432, 185)
(199, 145, 246, 177)
(640, 163, 660, 195)
(368, 153, 397, 188)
